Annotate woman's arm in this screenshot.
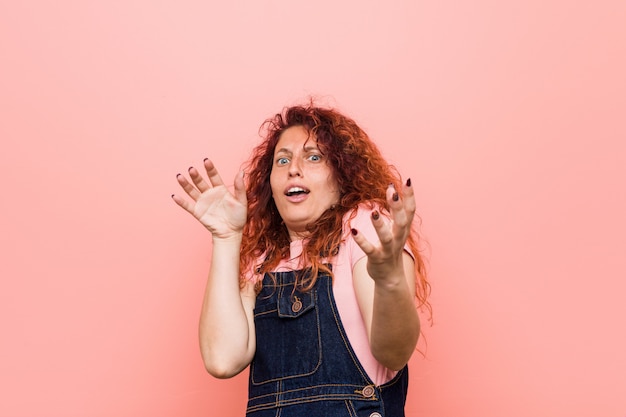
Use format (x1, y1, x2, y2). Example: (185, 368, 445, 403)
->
(351, 180, 420, 371)
(172, 159, 255, 378)
(352, 252, 419, 371)
(199, 234, 256, 378)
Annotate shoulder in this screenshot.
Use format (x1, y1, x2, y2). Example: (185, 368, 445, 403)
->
(337, 203, 382, 268)
(342, 202, 379, 225)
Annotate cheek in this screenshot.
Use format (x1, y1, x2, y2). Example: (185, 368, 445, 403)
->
(323, 181, 340, 205)
(269, 173, 278, 198)
(326, 175, 340, 193)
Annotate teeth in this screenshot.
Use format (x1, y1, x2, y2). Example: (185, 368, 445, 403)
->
(286, 187, 309, 196)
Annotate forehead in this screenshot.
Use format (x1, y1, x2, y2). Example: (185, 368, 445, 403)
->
(274, 126, 317, 154)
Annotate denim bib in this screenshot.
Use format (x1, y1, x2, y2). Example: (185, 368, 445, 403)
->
(246, 268, 408, 417)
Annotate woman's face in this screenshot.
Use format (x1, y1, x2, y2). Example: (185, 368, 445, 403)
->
(270, 125, 341, 240)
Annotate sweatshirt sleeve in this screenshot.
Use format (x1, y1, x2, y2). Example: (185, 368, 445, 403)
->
(346, 205, 379, 269)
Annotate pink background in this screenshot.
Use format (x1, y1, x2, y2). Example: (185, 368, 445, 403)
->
(1, 1, 625, 416)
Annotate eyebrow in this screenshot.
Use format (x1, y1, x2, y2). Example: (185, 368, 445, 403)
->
(274, 145, 320, 155)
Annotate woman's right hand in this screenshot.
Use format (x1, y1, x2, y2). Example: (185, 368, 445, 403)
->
(171, 158, 247, 240)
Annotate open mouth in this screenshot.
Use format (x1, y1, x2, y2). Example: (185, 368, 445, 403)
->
(285, 187, 310, 197)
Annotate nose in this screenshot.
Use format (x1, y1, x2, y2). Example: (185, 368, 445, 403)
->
(288, 158, 302, 177)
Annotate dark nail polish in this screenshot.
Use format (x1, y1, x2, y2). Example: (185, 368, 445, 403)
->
(203, 158, 208, 162)
(351, 228, 358, 236)
(392, 193, 399, 202)
(176, 173, 182, 178)
(406, 178, 412, 187)
(372, 210, 380, 220)
(188, 166, 193, 171)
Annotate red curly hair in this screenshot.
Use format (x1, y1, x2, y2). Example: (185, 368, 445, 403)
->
(240, 102, 431, 315)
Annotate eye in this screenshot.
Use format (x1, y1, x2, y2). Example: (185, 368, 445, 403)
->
(308, 154, 322, 162)
(276, 157, 290, 166)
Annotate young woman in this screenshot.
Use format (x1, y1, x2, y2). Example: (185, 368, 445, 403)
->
(172, 103, 431, 417)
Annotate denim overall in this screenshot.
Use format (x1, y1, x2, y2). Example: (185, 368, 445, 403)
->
(246, 268, 409, 417)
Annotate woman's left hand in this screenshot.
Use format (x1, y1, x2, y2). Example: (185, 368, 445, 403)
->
(351, 179, 415, 284)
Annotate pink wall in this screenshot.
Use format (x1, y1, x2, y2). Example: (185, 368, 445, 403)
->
(1, 1, 624, 416)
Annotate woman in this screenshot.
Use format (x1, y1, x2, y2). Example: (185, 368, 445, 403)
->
(172, 103, 431, 417)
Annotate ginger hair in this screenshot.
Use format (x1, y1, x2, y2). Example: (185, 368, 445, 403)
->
(240, 102, 431, 316)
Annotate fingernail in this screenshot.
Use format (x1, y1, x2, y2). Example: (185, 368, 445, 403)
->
(372, 210, 380, 220)
(176, 173, 182, 178)
(203, 158, 209, 162)
(171, 194, 175, 198)
(351, 228, 358, 236)
(406, 178, 411, 187)
(389, 183, 395, 188)
(392, 193, 399, 202)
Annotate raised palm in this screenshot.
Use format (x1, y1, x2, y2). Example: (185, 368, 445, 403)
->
(172, 159, 247, 240)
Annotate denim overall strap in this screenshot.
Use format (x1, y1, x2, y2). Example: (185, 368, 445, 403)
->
(246, 268, 409, 417)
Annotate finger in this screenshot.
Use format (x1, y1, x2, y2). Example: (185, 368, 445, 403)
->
(402, 178, 416, 223)
(188, 166, 212, 193)
(203, 158, 226, 188)
(370, 209, 394, 247)
(378, 180, 415, 245)
(233, 170, 247, 205)
(176, 173, 201, 200)
(350, 228, 378, 256)
(387, 182, 412, 240)
(387, 183, 408, 228)
(170, 193, 195, 215)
